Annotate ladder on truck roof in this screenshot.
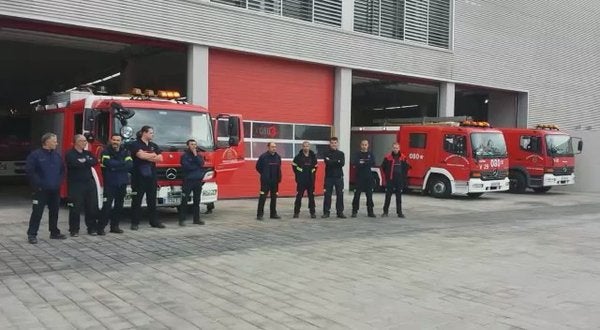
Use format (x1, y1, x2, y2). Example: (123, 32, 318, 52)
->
(372, 116, 472, 126)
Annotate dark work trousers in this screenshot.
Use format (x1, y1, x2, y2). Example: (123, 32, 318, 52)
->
(99, 184, 127, 230)
(352, 179, 374, 214)
(179, 181, 203, 222)
(383, 181, 403, 215)
(68, 181, 99, 233)
(131, 176, 158, 226)
(257, 181, 278, 217)
(27, 189, 61, 237)
(323, 177, 344, 215)
(294, 181, 316, 215)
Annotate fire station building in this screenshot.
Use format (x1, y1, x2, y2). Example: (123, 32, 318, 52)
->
(1, 1, 599, 196)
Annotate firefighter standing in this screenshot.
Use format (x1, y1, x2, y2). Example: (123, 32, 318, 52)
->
(322, 137, 347, 219)
(178, 139, 206, 226)
(99, 134, 132, 233)
(351, 139, 376, 218)
(381, 142, 409, 218)
(292, 141, 318, 218)
(25, 132, 67, 244)
(256, 142, 282, 220)
(65, 134, 100, 236)
(129, 125, 165, 230)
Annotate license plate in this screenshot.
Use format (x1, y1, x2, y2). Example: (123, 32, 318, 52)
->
(167, 197, 181, 204)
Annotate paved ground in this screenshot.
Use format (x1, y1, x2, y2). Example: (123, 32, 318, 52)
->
(0, 185, 599, 329)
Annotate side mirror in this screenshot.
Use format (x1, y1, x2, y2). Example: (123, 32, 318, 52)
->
(228, 136, 239, 147)
(228, 116, 241, 147)
(84, 132, 95, 142)
(578, 140, 583, 152)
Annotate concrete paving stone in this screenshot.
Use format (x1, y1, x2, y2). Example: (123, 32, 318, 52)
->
(2, 191, 600, 328)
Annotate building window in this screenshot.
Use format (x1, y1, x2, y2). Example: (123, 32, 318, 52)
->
(244, 121, 332, 159)
(211, 0, 342, 27)
(354, 0, 451, 49)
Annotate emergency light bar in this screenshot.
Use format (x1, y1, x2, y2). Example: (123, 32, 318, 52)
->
(460, 120, 491, 128)
(535, 124, 560, 130)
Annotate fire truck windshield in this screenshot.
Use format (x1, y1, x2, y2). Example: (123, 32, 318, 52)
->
(124, 109, 214, 150)
(471, 133, 507, 158)
(545, 134, 573, 156)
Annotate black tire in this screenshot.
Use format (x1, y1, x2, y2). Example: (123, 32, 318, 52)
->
(509, 171, 527, 193)
(428, 176, 451, 198)
(532, 186, 552, 193)
(466, 192, 484, 199)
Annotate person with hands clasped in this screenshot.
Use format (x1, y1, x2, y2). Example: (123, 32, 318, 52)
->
(99, 134, 132, 234)
(381, 142, 409, 218)
(178, 139, 206, 226)
(65, 134, 100, 236)
(255, 142, 282, 221)
(25, 132, 67, 244)
(292, 141, 318, 219)
(322, 137, 347, 219)
(351, 139, 376, 218)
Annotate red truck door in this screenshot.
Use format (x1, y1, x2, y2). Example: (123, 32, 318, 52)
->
(214, 114, 245, 183)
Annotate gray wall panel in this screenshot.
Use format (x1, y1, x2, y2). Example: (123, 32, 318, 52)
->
(1, 0, 599, 129)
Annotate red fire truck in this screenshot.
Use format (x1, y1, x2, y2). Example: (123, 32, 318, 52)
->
(31, 87, 244, 207)
(499, 125, 582, 193)
(0, 115, 30, 177)
(350, 121, 510, 198)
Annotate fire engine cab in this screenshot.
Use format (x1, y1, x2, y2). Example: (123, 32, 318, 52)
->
(31, 86, 244, 207)
(351, 120, 510, 198)
(499, 124, 582, 193)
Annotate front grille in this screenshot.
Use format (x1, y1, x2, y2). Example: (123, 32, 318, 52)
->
(553, 166, 574, 176)
(156, 167, 183, 181)
(481, 170, 508, 181)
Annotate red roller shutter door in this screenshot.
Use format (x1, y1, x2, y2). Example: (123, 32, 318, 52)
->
(209, 50, 334, 199)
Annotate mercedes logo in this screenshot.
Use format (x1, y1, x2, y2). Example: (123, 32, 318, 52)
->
(165, 168, 177, 180)
(562, 167, 568, 173)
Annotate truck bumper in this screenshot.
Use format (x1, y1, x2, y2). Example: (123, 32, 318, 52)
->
(467, 177, 510, 193)
(543, 173, 575, 186)
(122, 182, 218, 207)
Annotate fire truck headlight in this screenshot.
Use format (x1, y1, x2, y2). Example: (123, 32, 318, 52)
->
(120, 126, 134, 139)
(202, 171, 215, 181)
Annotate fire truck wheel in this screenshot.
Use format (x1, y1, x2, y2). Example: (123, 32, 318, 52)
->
(532, 186, 552, 193)
(509, 171, 527, 193)
(428, 176, 451, 198)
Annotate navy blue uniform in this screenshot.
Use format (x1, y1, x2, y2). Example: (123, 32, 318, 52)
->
(65, 148, 99, 234)
(381, 152, 409, 216)
(351, 150, 375, 215)
(256, 151, 282, 218)
(179, 149, 205, 224)
(129, 139, 162, 227)
(25, 148, 65, 238)
(322, 148, 345, 216)
(292, 150, 318, 215)
(99, 146, 132, 231)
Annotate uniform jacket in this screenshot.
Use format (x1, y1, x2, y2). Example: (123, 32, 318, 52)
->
(351, 151, 375, 181)
(323, 148, 345, 178)
(292, 150, 318, 185)
(101, 146, 133, 187)
(25, 148, 65, 190)
(256, 151, 282, 184)
(381, 152, 409, 186)
(180, 149, 206, 182)
(65, 148, 97, 184)
(128, 139, 161, 178)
